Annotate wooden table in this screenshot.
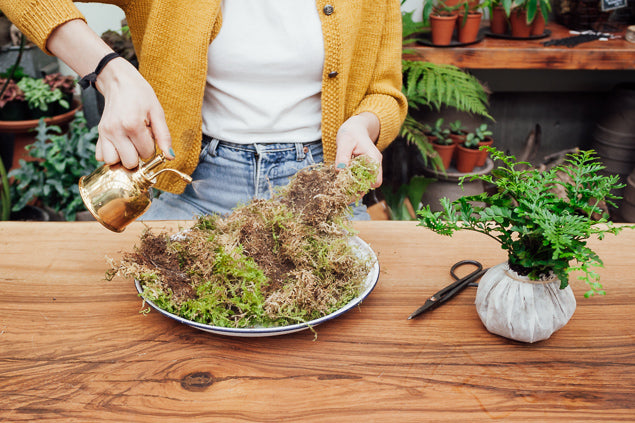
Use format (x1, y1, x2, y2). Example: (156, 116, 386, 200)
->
(1, 221, 633, 422)
(405, 22, 635, 70)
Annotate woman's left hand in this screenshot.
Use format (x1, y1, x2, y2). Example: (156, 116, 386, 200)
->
(334, 112, 382, 188)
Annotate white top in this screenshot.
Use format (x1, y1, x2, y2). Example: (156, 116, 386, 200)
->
(201, 0, 324, 144)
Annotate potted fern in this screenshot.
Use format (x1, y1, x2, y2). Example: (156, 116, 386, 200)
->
(418, 148, 633, 342)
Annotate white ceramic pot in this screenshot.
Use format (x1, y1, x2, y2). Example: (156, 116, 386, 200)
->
(475, 262, 577, 343)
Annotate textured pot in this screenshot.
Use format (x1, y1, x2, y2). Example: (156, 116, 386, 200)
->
(457, 12, 483, 44)
(430, 14, 458, 46)
(475, 262, 577, 343)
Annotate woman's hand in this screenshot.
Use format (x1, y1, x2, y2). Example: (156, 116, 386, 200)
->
(334, 112, 382, 188)
(47, 19, 173, 169)
(95, 58, 172, 168)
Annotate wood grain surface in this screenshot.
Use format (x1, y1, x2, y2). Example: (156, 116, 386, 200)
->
(404, 22, 635, 70)
(0, 221, 633, 422)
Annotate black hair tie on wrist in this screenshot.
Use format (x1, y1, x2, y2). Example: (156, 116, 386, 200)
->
(78, 52, 120, 89)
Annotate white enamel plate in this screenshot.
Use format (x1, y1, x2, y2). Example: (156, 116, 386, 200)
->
(134, 236, 380, 337)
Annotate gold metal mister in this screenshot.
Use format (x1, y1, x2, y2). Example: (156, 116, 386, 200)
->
(79, 154, 192, 232)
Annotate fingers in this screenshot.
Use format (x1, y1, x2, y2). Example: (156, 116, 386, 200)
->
(147, 108, 174, 160)
(335, 123, 383, 189)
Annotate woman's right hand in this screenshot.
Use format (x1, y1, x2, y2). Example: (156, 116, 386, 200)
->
(46, 19, 173, 169)
(95, 58, 173, 168)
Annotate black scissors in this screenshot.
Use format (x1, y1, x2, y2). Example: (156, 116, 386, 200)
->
(408, 260, 488, 320)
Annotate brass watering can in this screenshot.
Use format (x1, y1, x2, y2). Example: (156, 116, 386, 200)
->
(79, 154, 192, 232)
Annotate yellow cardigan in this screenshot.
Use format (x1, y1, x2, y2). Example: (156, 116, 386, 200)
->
(2, 0, 407, 193)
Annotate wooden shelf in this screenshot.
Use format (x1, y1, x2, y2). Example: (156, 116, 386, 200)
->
(404, 23, 635, 70)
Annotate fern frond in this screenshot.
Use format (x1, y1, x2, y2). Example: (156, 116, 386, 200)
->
(402, 60, 492, 120)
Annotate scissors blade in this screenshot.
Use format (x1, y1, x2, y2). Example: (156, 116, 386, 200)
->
(407, 296, 441, 320)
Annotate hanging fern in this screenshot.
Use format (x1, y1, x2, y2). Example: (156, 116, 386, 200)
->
(402, 60, 492, 119)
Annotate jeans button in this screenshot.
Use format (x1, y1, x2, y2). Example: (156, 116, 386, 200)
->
(323, 5, 334, 15)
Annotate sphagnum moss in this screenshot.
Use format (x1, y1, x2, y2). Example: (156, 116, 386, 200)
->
(108, 157, 379, 328)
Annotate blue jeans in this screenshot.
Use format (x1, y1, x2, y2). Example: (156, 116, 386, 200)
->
(140, 137, 370, 220)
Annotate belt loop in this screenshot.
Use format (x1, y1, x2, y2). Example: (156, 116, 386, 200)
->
(208, 137, 220, 157)
(295, 143, 305, 162)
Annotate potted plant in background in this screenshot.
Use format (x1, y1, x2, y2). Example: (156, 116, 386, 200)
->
(472, 123, 494, 166)
(457, 0, 486, 44)
(9, 112, 100, 221)
(428, 118, 456, 170)
(455, 131, 481, 172)
(448, 119, 468, 146)
(489, 0, 509, 34)
(503, 0, 551, 37)
(418, 148, 633, 342)
(42, 73, 76, 114)
(0, 77, 27, 120)
(16, 75, 70, 119)
(423, 0, 460, 45)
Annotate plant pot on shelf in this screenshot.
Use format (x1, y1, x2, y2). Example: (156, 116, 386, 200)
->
(475, 262, 577, 343)
(455, 144, 481, 173)
(531, 11, 546, 36)
(509, 8, 532, 38)
(431, 140, 456, 171)
(476, 137, 494, 167)
(490, 6, 508, 34)
(430, 13, 458, 46)
(457, 12, 483, 44)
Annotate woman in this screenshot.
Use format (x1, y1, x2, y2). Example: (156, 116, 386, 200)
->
(1, 0, 407, 220)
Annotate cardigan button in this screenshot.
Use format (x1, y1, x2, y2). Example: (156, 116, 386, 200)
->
(328, 71, 338, 78)
(323, 5, 334, 15)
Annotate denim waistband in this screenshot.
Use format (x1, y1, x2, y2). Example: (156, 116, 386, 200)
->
(202, 134, 321, 149)
(201, 134, 322, 161)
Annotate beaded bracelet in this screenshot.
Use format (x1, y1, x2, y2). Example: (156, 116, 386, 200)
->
(78, 52, 120, 89)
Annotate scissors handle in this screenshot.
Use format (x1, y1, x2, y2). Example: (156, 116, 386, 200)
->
(408, 260, 487, 320)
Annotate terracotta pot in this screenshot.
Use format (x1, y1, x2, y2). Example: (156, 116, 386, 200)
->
(509, 9, 532, 38)
(531, 11, 546, 36)
(455, 144, 481, 173)
(431, 142, 456, 171)
(457, 12, 483, 43)
(430, 14, 458, 46)
(443, 0, 462, 7)
(449, 132, 466, 146)
(475, 262, 576, 343)
(476, 137, 493, 167)
(0, 98, 81, 134)
(490, 6, 508, 35)
(0, 99, 82, 170)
